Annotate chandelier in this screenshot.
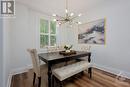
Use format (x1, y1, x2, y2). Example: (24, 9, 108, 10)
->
(52, 0, 82, 26)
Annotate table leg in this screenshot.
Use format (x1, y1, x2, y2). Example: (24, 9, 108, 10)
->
(88, 53, 91, 63)
(88, 67, 92, 78)
(48, 64, 52, 87)
(88, 53, 92, 78)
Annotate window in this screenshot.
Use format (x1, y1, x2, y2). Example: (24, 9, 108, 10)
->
(40, 19, 56, 48)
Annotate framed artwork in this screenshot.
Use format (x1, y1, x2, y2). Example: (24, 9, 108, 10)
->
(78, 18, 106, 45)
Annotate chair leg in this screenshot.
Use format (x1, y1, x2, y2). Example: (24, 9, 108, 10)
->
(81, 71, 84, 75)
(33, 72, 36, 85)
(52, 75, 54, 87)
(38, 77, 41, 87)
(88, 67, 92, 78)
(59, 81, 63, 87)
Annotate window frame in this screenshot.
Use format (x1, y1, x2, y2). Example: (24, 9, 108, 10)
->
(39, 17, 57, 49)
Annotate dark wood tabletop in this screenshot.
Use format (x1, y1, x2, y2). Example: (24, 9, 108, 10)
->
(39, 51, 91, 63)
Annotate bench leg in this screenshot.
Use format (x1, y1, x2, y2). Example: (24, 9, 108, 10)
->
(53, 76, 63, 87)
(60, 81, 63, 87)
(88, 67, 92, 78)
(33, 72, 36, 85)
(52, 75, 55, 87)
(81, 71, 84, 75)
(52, 75, 54, 87)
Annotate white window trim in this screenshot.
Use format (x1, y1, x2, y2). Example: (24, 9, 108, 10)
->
(37, 16, 57, 51)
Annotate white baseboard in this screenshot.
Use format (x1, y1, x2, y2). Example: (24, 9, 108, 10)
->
(7, 73, 13, 87)
(10, 65, 33, 75)
(7, 65, 33, 87)
(93, 63, 130, 79)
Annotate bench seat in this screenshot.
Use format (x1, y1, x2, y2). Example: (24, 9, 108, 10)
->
(52, 61, 91, 81)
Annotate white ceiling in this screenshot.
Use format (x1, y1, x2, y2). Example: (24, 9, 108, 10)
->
(16, 0, 109, 16)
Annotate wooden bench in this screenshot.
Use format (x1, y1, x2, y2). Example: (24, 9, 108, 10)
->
(52, 61, 92, 87)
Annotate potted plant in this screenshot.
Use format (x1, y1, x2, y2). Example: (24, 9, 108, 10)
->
(64, 45, 73, 53)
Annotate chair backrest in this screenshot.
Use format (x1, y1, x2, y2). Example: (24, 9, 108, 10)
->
(56, 45, 64, 52)
(27, 49, 40, 77)
(77, 45, 91, 61)
(78, 45, 91, 52)
(47, 46, 57, 53)
(46, 45, 65, 53)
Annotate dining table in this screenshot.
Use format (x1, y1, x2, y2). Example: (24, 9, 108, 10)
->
(38, 51, 91, 87)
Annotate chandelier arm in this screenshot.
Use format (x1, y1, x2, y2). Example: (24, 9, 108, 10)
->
(65, 0, 69, 18)
(74, 21, 79, 24)
(66, 0, 68, 10)
(59, 21, 68, 25)
(70, 16, 78, 20)
(57, 19, 67, 21)
(55, 15, 65, 19)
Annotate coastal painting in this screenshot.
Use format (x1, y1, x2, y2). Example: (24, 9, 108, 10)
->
(78, 19, 106, 44)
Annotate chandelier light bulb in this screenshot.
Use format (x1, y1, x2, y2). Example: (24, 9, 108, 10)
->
(65, 9, 68, 13)
(78, 13, 82, 17)
(78, 22, 82, 24)
(70, 13, 74, 16)
(59, 22, 61, 25)
(53, 19, 56, 21)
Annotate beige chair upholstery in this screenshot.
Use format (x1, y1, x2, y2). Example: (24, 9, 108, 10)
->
(47, 46, 57, 53)
(77, 45, 91, 61)
(52, 61, 91, 81)
(27, 49, 43, 87)
(27, 49, 41, 77)
(46, 46, 67, 69)
(78, 45, 91, 52)
(47, 46, 64, 53)
(56, 45, 64, 51)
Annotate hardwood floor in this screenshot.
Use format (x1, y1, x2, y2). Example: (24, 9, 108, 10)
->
(11, 66, 130, 87)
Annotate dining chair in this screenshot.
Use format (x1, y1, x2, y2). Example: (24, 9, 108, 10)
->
(47, 46, 68, 69)
(47, 46, 57, 53)
(56, 45, 64, 52)
(27, 49, 41, 87)
(77, 45, 92, 78)
(47, 46, 64, 53)
(78, 45, 91, 60)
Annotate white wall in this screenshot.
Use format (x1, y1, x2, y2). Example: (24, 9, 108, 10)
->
(3, 19, 12, 87)
(10, 3, 32, 70)
(0, 19, 3, 87)
(68, 0, 130, 78)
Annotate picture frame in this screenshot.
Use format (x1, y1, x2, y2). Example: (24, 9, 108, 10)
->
(78, 18, 106, 45)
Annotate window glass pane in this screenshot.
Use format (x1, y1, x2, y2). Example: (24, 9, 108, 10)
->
(50, 21, 56, 34)
(40, 35, 49, 48)
(40, 19, 49, 33)
(50, 36, 56, 46)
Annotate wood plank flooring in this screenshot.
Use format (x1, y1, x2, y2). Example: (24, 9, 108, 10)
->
(11, 66, 130, 87)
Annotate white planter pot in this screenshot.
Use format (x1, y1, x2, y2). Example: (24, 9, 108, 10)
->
(65, 50, 70, 53)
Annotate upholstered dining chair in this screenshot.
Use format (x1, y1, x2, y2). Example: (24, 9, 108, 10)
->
(47, 46, 57, 53)
(77, 45, 93, 78)
(78, 45, 91, 60)
(27, 49, 41, 87)
(46, 45, 64, 53)
(56, 45, 64, 52)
